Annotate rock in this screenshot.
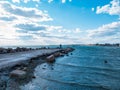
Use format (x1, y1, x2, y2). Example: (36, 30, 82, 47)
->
(28, 48, 31, 50)
(15, 47, 20, 52)
(3, 49, 7, 54)
(15, 47, 25, 52)
(42, 67, 46, 69)
(61, 50, 68, 54)
(46, 55, 55, 63)
(6, 80, 20, 90)
(7, 48, 15, 53)
(10, 70, 26, 79)
(17, 67, 21, 70)
(41, 47, 46, 49)
(104, 60, 108, 64)
(54, 52, 61, 57)
(29, 59, 33, 63)
(0, 48, 7, 54)
(21, 47, 28, 51)
(0, 47, 43, 54)
(32, 76, 36, 79)
(66, 54, 69, 56)
(0, 76, 8, 89)
(61, 48, 74, 54)
(42, 53, 49, 56)
(36, 48, 39, 50)
(66, 48, 74, 52)
(61, 50, 65, 53)
(3, 49, 7, 53)
(22, 67, 27, 71)
(59, 53, 64, 57)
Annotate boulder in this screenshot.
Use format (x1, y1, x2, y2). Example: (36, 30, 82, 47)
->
(46, 55, 55, 63)
(10, 70, 26, 79)
(54, 52, 61, 57)
(3, 49, 7, 53)
(0, 48, 7, 54)
(0, 49, 7, 54)
(104, 60, 108, 64)
(61, 50, 65, 53)
(6, 80, 20, 90)
(32, 75, 36, 79)
(66, 48, 72, 52)
(7, 48, 15, 53)
(15, 47, 21, 52)
(59, 53, 64, 57)
(22, 67, 27, 71)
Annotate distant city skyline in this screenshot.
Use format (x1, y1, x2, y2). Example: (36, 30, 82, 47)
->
(0, 0, 120, 46)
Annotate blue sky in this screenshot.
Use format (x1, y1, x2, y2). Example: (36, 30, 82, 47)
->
(0, 0, 120, 45)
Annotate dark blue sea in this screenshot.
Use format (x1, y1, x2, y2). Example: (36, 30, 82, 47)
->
(21, 45, 120, 90)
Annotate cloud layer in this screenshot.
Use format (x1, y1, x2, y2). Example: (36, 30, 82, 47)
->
(12, 0, 72, 3)
(89, 21, 120, 37)
(0, 0, 120, 45)
(0, 1, 76, 45)
(96, 0, 120, 16)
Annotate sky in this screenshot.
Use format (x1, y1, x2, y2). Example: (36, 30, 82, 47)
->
(0, 0, 120, 46)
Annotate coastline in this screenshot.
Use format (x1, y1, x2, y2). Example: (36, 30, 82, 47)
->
(0, 47, 74, 90)
(0, 48, 61, 69)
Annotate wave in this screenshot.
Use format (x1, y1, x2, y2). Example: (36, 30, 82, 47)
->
(38, 75, 109, 90)
(55, 63, 120, 71)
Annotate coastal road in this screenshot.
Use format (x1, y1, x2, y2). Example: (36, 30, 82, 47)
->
(0, 49, 60, 69)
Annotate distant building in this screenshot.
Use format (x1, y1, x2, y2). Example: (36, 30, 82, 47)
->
(95, 43, 120, 47)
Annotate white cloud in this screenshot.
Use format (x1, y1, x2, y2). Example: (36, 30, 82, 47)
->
(75, 28, 82, 33)
(33, 0, 40, 3)
(91, 8, 94, 11)
(62, 0, 66, 3)
(86, 21, 120, 44)
(12, 0, 31, 3)
(12, 0, 41, 4)
(23, 0, 30, 3)
(61, 0, 72, 3)
(35, 4, 39, 7)
(96, 0, 120, 16)
(0, 1, 52, 22)
(47, 0, 72, 3)
(48, 0, 53, 3)
(69, 0, 72, 2)
(11, 0, 72, 4)
(12, 0, 20, 3)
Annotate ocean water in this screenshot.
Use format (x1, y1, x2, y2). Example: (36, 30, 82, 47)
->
(21, 45, 120, 90)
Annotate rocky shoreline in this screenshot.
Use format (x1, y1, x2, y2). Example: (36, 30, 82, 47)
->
(0, 47, 53, 54)
(0, 47, 74, 90)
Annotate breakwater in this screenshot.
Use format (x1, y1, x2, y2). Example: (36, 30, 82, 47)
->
(0, 47, 74, 90)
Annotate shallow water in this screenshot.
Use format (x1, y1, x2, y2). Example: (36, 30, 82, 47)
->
(21, 45, 120, 90)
